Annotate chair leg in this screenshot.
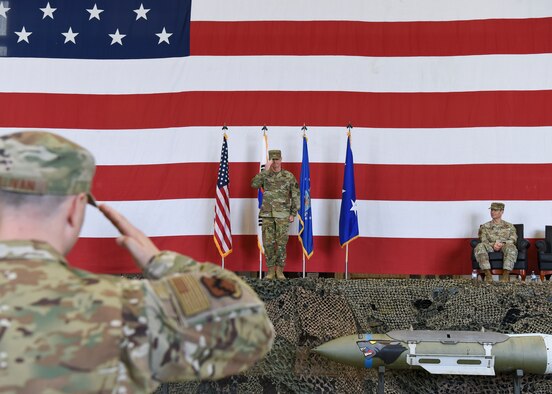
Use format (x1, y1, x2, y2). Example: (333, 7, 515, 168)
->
(539, 270, 552, 281)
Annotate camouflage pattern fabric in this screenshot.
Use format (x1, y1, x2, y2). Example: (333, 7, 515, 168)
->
(0, 131, 96, 204)
(251, 169, 299, 220)
(0, 240, 274, 393)
(262, 218, 291, 268)
(251, 169, 299, 268)
(475, 220, 518, 270)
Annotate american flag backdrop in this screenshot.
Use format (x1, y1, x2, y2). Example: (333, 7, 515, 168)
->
(1, 1, 552, 274)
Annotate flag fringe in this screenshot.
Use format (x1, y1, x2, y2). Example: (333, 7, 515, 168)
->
(297, 215, 314, 259)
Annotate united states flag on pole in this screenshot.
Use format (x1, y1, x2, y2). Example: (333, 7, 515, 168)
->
(1, 1, 552, 275)
(214, 133, 232, 258)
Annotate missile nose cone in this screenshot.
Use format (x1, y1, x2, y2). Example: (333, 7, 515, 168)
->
(312, 335, 365, 367)
(312, 342, 331, 357)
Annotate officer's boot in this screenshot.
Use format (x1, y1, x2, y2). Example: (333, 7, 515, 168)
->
(500, 270, 511, 283)
(276, 266, 286, 280)
(265, 267, 275, 280)
(483, 270, 493, 283)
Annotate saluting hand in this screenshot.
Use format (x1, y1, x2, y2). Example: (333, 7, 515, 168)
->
(289, 215, 294, 223)
(99, 204, 160, 269)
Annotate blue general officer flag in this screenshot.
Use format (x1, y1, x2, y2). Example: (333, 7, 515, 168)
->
(339, 131, 359, 246)
(298, 133, 313, 258)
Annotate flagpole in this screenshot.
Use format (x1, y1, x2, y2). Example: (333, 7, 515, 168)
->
(345, 244, 349, 280)
(258, 125, 268, 279)
(299, 124, 312, 279)
(221, 124, 227, 271)
(339, 123, 357, 281)
(302, 125, 306, 279)
(345, 124, 350, 280)
(214, 125, 233, 266)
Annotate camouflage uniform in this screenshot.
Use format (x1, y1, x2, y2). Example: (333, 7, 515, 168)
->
(251, 152, 299, 268)
(475, 220, 518, 270)
(0, 131, 275, 393)
(0, 241, 273, 393)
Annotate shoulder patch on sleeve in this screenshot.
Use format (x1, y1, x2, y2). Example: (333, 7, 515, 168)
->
(167, 276, 211, 317)
(201, 276, 243, 299)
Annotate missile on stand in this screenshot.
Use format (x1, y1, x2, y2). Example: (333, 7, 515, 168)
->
(313, 329, 552, 376)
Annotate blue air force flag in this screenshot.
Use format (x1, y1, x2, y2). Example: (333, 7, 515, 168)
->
(298, 134, 314, 258)
(339, 131, 360, 246)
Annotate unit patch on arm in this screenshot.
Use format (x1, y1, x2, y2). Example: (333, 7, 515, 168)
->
(201, 276, 243, 299)
(167, 276, 211, 316)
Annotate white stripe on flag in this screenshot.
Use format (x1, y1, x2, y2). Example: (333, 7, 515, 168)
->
(84, 199, 552, 239)
(191, 0, 552, 22)
(6, 126, 552, 166)
(2, 54, 551, 94)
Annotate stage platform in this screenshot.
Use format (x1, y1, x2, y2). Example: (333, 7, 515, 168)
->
(154, 277, 552, 394)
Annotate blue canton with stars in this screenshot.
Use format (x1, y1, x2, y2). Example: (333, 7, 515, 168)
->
(217, 136, 230, 188)
(0, 0, 191, 59)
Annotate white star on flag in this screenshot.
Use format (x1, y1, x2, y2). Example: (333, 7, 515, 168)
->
(0, 2, 10, 18)
(134, 4, 150, 20)
(40, 2, 56, 19)
(350, 199, 358, 215)
(156, 28, 172, 45)
(109, 29, 126, 46)
(15, 27, 32, 43)
(62, 27, 79, 44)
(87, 4, 104, 21)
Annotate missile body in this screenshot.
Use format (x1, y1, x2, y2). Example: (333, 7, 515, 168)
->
(314, 330, 552, 375)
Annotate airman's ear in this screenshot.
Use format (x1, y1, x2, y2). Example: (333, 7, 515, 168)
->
(66, 193, 86, 226)
(61, 193, 87, 255)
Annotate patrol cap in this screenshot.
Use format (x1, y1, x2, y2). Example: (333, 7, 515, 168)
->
(489, 202, 505, 210)
(268, 150, 281, 160)
(0, 131, 97, 206)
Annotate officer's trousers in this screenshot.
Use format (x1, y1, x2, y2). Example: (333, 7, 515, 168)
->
(475, 243, 518, 271)
(261, 217, 290, 267)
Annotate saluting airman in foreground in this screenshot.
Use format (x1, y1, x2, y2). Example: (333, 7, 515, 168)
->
(0, 131, 274, 393)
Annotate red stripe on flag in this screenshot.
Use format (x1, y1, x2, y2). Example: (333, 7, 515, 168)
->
(68, 235, 538, 275)
(191, 18, 552, 57)
(93, 162, 552, 201)
(1, 90, 552, 129)
(214, 186, 232, 254)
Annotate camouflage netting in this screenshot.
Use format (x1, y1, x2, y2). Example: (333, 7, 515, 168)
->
(154, 278, 552, 393)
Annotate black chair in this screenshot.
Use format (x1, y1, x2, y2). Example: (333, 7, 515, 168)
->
(470, 224, 530, 281)
(535, 225, 552, 281)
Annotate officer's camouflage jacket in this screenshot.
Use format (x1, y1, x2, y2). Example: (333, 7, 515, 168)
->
(478, 220, 518, 247)
(0, 240, 274, 393)
(251, 169, 300, 219)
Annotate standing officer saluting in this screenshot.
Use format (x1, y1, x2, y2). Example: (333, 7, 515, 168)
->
(251, 149, 300, 280)
(0, 131, 274, 393)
